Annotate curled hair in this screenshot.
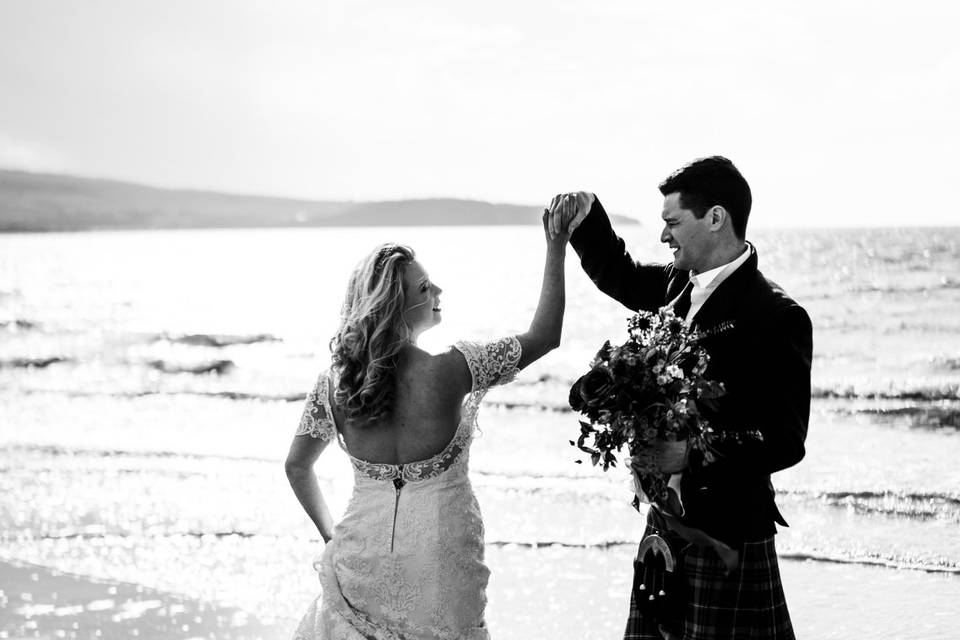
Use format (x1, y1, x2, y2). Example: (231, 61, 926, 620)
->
(330, 243, 415, 424)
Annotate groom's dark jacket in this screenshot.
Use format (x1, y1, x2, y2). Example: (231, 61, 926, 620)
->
(571, 199, 813, 546)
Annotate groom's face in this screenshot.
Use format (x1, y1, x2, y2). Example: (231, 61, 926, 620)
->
(660, 192, 713, 273)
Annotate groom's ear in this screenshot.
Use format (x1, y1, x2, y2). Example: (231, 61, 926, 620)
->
(707, 205, 728, 232)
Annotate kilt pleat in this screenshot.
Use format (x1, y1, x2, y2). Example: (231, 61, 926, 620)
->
(624, 513, 794, 640)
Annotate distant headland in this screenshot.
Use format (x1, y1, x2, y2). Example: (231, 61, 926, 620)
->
(0, 170, 639, 232)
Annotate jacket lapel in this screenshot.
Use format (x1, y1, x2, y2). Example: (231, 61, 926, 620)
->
(664, 268, 691, 305)
(689, 247, 758, 330)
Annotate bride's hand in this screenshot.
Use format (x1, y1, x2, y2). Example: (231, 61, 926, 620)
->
(547, 191, 594, 239)
(542, 209, 570, 246)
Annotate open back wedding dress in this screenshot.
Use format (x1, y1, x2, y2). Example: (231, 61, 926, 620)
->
(292, 337, 521, 640)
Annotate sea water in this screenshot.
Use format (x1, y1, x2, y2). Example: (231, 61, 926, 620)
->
(1, 225, 958, 630)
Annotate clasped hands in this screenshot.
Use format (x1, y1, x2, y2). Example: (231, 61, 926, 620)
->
(543, 191, 595, 240)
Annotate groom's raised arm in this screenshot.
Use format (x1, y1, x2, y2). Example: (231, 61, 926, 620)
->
(567, 196, 670, 312)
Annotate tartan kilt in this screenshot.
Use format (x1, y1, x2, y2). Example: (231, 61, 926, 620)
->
(624, 512, 795, 640)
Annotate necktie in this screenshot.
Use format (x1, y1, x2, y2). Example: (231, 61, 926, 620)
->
(672, 281, 693, 320)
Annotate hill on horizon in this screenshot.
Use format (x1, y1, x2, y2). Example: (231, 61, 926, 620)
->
(0, 169, 638, 232)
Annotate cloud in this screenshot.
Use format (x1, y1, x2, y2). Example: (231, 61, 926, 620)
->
(0, 134, 66, 173)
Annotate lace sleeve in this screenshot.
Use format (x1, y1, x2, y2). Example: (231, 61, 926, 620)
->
(295, 370, 337, 441)
(453, 336, 522, 392)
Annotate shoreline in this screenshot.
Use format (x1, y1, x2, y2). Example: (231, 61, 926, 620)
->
(3, 550, 958, 640)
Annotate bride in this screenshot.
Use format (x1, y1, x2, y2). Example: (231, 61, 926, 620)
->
(285, 210, 570, 639)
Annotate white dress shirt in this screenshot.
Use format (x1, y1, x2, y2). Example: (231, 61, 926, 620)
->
(673, 244, 752, 323)
(657, 243, 751, 513)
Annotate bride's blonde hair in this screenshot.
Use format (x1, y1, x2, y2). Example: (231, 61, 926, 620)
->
(330, 243, 416, 423)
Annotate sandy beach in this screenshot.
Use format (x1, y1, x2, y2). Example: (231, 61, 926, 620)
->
(3, 552, 958, 639)
(0, 560, 284, 640)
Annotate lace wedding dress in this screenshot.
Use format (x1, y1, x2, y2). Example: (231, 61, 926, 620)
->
(292, 337, 522, 640)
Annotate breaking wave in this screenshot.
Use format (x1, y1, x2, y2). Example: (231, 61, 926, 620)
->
(146, 359, 235, 375)
(155, 333, 281, 348)
(0, 356, 70, 369)
(0, 319, 38, 331)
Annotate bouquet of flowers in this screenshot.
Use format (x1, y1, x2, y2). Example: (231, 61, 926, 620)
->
(568, 307, 754, 507)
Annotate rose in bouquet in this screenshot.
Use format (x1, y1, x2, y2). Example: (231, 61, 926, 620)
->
(568, 307, 738, 506)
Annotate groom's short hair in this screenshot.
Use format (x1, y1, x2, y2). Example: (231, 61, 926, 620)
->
(659, 156, 752, 239)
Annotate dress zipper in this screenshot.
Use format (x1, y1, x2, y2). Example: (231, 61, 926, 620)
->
(390, 465, 405, 553)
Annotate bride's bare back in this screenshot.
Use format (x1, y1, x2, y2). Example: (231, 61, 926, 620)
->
(333, 346, 472, 465)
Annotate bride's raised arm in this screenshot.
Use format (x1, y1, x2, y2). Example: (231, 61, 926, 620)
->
(437, 209, 568, 397)
(514, 209, 568, 370)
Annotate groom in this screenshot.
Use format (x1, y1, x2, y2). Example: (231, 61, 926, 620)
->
(549, 156, 812, 639)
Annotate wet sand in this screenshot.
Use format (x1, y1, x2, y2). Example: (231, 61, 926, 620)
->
(0, 560, 284, 640)
(3, 551, 958, 640)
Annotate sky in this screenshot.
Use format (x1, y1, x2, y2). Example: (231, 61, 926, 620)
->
(1, 0, 958, 227)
